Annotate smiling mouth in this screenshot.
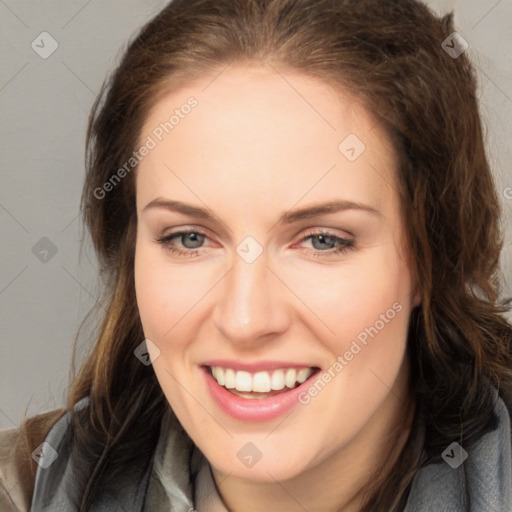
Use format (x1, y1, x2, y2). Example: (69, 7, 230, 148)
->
(206, 365, 320, 399)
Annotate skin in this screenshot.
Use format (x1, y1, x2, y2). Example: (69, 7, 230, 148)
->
(134, 63, 421, 512)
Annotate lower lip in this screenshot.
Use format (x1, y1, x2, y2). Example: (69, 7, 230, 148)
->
(203, 367, 318, 422)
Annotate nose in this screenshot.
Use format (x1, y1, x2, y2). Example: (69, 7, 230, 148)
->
(212, 247, 290, 347)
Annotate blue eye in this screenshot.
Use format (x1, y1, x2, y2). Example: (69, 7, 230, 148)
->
(156, 230, 207, 257)
(155, 229, 355, 258)
(300, 232, 355, 257)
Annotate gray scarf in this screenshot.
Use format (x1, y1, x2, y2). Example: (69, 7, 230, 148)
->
(30, 387, 512, 511)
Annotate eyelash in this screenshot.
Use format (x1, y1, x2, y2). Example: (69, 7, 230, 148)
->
(155, 228, 355, 259)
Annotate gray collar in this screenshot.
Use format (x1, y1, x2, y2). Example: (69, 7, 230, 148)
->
(144, 406, 229, 511)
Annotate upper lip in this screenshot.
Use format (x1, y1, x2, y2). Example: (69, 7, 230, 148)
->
(202, 359, 319, 372)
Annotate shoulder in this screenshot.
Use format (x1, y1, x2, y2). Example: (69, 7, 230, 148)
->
(29, 396, 156, 512)
(404, 385, 512, 511)
(0, 408, 67, 512)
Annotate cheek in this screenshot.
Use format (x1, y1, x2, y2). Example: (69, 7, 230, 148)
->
(284, 248, 412, 345)
(134, 262, 165, 336)
(134, 245, 198, 409)
(134, 240, 205, 337)
(134, 243, 183, 341)
(328, 257, 411, 392)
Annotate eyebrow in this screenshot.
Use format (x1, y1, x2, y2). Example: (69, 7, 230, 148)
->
(142, 198, 381, 224)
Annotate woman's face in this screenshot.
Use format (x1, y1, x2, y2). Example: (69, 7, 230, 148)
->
(134, 65, 420, 482)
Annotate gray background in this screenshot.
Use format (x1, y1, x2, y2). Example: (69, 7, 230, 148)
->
(1, 0, 511, 430)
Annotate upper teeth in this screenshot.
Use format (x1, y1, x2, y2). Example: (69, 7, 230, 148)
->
(210, 366, 315, 393)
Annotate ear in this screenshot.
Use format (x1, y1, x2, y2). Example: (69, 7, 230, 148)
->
(411, 285, 421, 308)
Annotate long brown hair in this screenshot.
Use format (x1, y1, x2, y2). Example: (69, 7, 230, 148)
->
(24, 0, 512, 510)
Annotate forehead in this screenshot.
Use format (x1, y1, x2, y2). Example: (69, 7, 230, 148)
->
(136, 65, 399, 219)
